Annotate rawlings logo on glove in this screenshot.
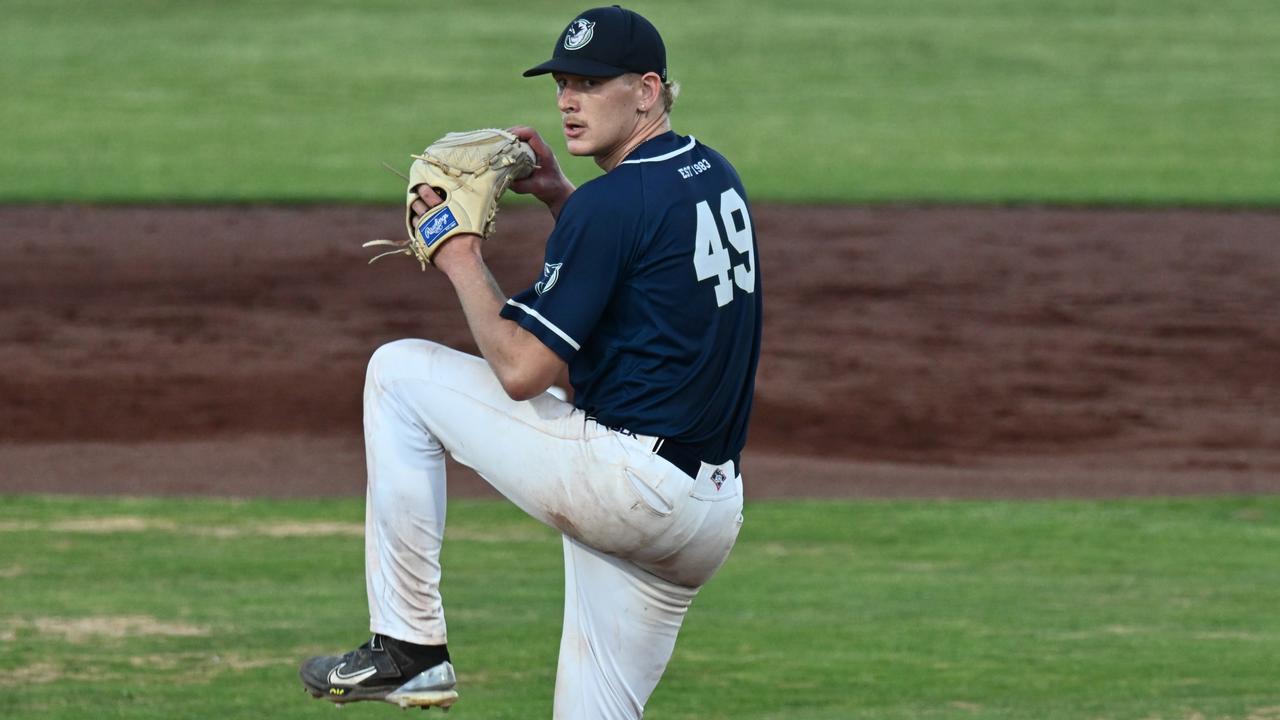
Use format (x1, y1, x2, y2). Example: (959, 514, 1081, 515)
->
(365, 128, 536, 269)
(418, 208, 460, 248)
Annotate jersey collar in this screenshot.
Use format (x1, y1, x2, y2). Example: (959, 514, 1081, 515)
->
(618, 132, 697, 166)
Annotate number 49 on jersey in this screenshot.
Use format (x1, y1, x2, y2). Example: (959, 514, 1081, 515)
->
(693, 188, 756, 308)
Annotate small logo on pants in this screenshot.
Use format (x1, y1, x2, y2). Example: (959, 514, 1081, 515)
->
(710, 468, 727, 491)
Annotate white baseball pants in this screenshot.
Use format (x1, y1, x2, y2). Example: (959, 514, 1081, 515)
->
(361, 339, 744, 719)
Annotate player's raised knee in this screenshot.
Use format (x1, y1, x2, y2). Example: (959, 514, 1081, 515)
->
(367, 338, 439, 383)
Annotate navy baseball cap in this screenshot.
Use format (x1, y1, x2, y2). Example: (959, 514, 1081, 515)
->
(522, 5, 667, 81)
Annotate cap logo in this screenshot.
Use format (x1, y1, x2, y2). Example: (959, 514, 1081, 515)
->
(563, 19, 595, 50)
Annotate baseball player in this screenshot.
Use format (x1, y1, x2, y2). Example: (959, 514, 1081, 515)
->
(299, 6, 761, 718)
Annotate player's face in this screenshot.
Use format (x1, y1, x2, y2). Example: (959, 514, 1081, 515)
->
(553, 73, 644, 159)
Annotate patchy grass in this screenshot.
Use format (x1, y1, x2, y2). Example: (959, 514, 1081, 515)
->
(1, 495, 1278, 718)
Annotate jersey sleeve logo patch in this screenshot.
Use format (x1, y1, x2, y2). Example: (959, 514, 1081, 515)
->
(418, 208, 459, 248)
(535, 262, 563, 296)
(563, 19, 595, 50)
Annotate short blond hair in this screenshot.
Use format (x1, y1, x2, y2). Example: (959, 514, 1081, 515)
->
(661, 80, 680, 113)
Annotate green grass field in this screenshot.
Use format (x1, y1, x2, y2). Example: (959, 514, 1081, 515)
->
(4, 2, 1279, 717)
(2, 0, 1278, 204)
(2, 495, 1278, 719)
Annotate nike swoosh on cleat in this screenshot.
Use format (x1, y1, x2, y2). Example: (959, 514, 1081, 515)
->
(328, 662, 379, 686)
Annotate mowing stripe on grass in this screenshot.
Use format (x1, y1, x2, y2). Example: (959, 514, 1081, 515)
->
(2, 1, 1277, 203)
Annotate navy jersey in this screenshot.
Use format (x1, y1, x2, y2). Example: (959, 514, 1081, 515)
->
(500, 132, 762, 464)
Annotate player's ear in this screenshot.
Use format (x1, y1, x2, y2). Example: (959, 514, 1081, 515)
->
(636, 72, 662, 114)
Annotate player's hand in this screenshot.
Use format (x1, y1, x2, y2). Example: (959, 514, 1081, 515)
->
(508, 126, 575, 217)
(409, 185, 444, 224)
(409, 186, 482, 269)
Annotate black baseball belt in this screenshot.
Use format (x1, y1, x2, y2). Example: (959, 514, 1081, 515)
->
(586, 415, 740, 480)
(651, 437, 741, 481)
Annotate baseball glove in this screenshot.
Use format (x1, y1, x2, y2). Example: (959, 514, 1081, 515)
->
(365, 128, 536, 269)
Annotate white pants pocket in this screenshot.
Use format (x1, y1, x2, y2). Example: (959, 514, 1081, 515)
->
(624, 468, 675, 517)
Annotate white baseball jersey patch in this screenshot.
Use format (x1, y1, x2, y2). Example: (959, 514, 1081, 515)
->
(536, 262, 564, 296)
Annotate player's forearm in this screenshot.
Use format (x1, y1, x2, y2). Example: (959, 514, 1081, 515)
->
(438, 247, 525, 377)
(435, 241, 560, 400)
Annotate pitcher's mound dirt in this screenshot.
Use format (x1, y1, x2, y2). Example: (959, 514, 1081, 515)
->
(1, 204, 1277, 498)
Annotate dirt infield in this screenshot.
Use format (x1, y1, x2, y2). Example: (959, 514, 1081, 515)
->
(2, 204, 1277, 499)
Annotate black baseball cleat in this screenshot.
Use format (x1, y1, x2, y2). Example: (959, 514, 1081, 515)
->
(299, 634, 458, 710)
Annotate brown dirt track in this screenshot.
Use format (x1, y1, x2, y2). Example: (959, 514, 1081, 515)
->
(2, 204, 1278, 500)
